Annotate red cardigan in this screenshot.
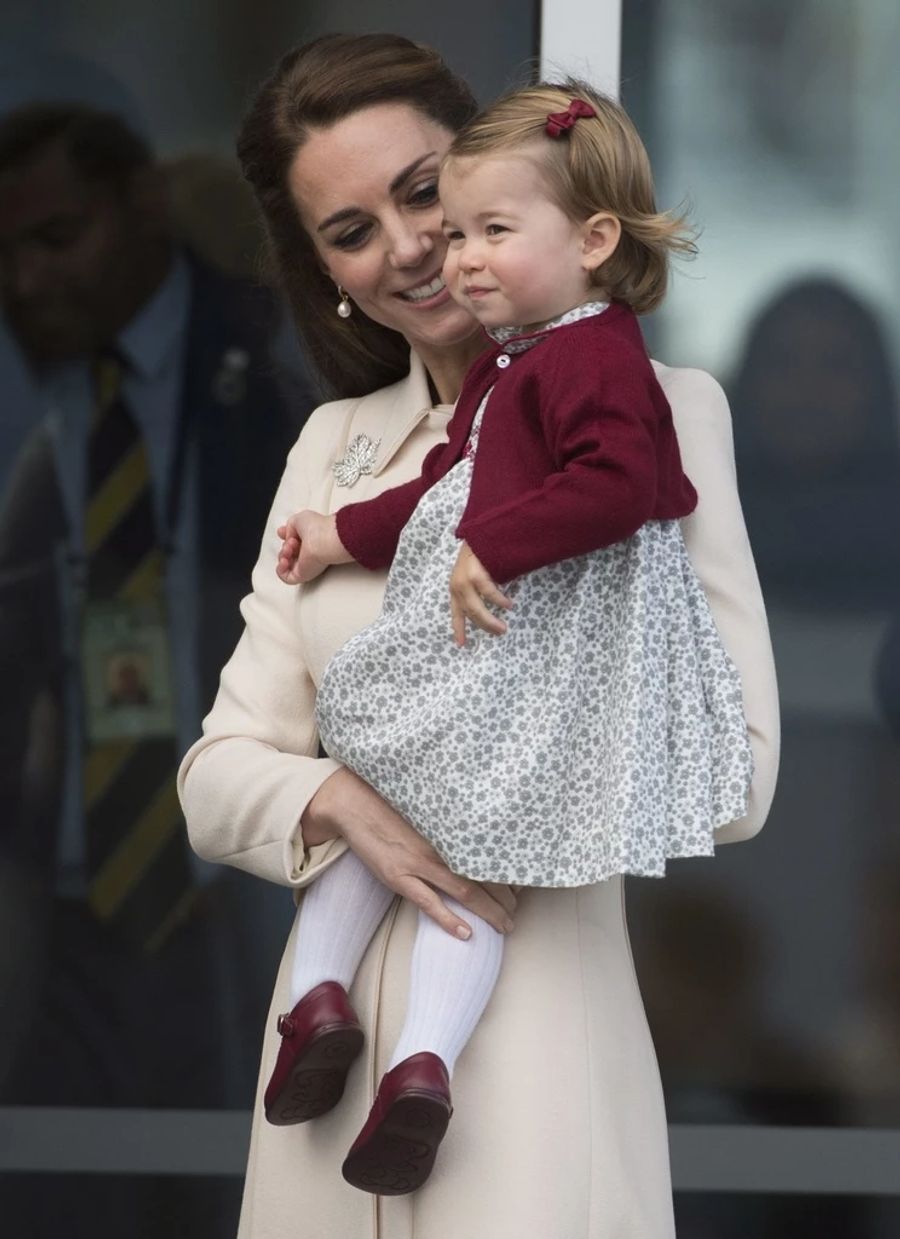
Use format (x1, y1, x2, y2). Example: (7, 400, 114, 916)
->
(335, 302, 698, 584)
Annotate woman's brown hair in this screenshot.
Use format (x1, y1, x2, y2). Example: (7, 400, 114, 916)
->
(447, 80, 695, 315)
(237, 33, 478, 399)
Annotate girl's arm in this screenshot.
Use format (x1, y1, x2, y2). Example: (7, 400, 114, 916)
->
(275, 425, 462, 586)
(272, 436, 453, 585)
(458, 343, 668, 583)
(334, 349, 499, 570)
(334, 444, 443, 569)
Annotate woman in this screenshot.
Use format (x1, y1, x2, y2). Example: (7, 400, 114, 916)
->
(178, 33, 780, 1239)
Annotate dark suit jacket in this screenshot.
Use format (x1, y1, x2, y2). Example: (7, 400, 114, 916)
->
(0, 254, 313, 873)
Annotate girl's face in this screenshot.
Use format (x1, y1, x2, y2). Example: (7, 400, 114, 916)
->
(440, 153, 598, 331)
(288, 103, 482, 355)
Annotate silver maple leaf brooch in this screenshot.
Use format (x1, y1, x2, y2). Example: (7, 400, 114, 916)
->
(332, 433, 381, 487)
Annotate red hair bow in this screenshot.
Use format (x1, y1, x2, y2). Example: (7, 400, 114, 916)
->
(545, 98, 596, 138)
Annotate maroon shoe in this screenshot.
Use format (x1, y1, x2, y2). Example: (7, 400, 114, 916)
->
(263, 980, 364, 1125)
(341, 1052, 452, 1195)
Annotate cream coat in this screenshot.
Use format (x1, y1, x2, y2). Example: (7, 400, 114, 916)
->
(178, 353, 779, 1239)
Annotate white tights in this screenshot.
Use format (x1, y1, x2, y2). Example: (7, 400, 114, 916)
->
(290, 849, 504, 1078)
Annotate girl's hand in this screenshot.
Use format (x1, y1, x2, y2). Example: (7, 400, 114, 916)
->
(449, 542, 514, 646)
(275, 510, 353, 585)
(302, 767, 517, 938)
(275, 518, 303, 583)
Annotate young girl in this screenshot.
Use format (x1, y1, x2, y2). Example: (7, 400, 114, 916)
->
(267, 81, 754, 1196)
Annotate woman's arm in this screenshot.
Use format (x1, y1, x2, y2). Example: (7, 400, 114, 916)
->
(302, 766, 515, 935)
(659, 363, 781, 842)
(177, 433, 345, 887)
(177, 425, 515, 934)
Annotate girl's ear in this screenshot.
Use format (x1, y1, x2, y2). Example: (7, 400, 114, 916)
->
(581, 213, 621, 273)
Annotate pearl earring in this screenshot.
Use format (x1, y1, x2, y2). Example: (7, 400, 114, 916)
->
(336, 286, 352, 319)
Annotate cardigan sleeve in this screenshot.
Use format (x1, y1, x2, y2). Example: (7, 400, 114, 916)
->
(458, 341, 663, 582)
(335, 434, 448, 570)
(334, 348, 499, 569)
(177, 421, 349, 889)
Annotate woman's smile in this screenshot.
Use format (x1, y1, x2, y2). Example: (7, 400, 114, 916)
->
(396, 271, 450, 305)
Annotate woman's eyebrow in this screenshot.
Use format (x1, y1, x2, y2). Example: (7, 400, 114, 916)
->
(317, 206, 363, 232)
(317, 152, 438, 233)
(389, 151, 436, 194)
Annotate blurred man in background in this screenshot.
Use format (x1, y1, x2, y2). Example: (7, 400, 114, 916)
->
(0, 102, 311, 1120)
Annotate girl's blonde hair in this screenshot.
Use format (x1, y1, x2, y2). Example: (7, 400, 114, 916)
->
(446, 80, 695, 315)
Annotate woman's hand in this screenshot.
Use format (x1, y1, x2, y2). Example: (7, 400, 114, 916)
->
(449, 542, 514, 646)
(276, 510, 354, 585)
(302, 767, 517, 938)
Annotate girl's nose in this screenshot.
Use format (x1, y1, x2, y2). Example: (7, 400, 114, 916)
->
(386, 216, 433, 269)
(459, 245, 484, 273)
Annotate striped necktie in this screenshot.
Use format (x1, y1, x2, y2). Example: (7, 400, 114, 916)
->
(83, 354, 194, 953)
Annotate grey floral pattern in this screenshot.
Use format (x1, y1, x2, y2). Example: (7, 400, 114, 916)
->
(316, 305, 753, 887)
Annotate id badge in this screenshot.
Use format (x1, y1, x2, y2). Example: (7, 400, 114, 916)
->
(81, 596, 176, 743)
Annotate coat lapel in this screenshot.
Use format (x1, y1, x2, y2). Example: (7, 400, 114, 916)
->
(369, 351, 439, 477)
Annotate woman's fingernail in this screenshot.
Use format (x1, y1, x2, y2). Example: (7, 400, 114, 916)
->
(456, 925, 472, 940)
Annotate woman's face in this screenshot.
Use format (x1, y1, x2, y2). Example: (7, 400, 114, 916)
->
(289, 102, 480, 355)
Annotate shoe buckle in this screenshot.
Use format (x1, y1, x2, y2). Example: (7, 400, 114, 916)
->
(277, 1013, 295, 1037)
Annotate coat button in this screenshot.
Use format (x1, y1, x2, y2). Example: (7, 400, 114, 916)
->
(496, 354, 511, 368)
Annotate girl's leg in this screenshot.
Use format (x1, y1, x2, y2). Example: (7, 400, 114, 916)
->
(289, 849, 394, 1005)
(341, 899, 503, 1191)
(387, 898, 504, 1077)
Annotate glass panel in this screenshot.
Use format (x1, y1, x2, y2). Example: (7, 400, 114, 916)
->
(0, 1173, 242, 1239)
(622, 0, 900, 1127)
(674, 1192, 900, 1239)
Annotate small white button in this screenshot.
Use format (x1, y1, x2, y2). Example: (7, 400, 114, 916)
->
(496, 354, 511, 368)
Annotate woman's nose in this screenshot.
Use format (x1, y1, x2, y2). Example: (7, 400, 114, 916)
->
(386, 215, 433, 269)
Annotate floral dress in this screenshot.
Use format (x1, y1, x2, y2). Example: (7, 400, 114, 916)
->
(315, 303, 753, 887)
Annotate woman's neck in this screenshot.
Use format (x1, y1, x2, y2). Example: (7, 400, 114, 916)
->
(415, 331, 489, 405)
